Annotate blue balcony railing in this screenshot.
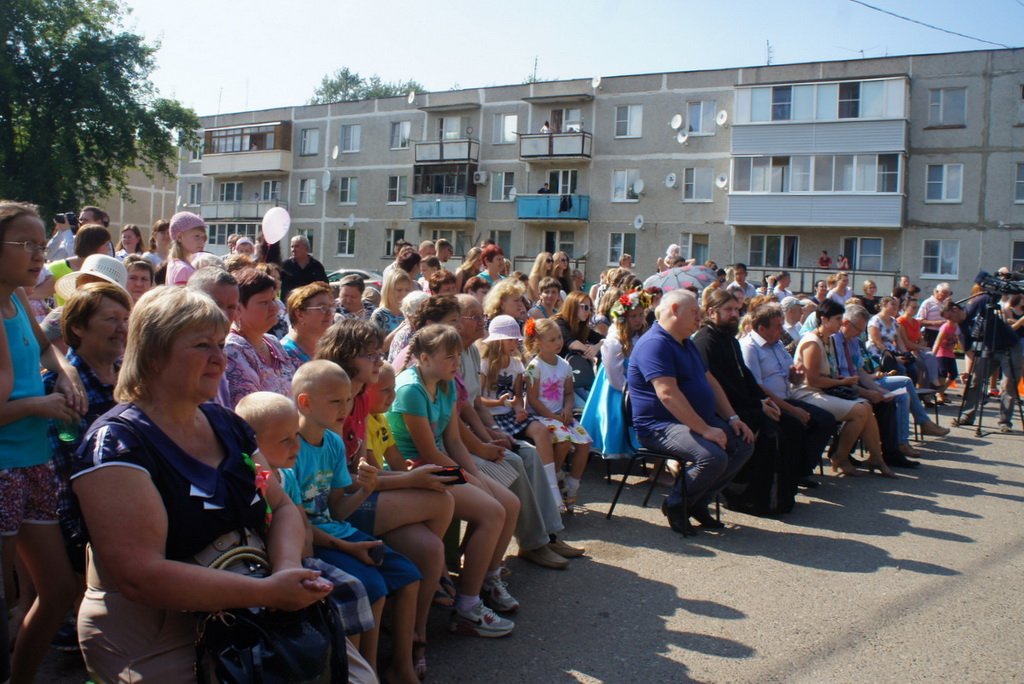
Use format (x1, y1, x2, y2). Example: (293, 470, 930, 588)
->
(411, 196, 477, 221)
(516, 194, 589, 221)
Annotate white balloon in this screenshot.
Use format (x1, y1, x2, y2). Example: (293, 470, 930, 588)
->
(262, 206, 291, 245)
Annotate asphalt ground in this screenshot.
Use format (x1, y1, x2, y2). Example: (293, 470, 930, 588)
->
(37, 399, 1024, 683)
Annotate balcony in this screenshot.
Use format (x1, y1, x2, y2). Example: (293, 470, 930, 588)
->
(727, 194, 903, 228)
(414, 138, 479, 164)
(519, 131, 592, 161)
(200, 200, 289, 221)
(201, 121, 293, 176)
(411, 196, 477, 221)
(516, 194, 589, 221)
(731, 119, 907, 156)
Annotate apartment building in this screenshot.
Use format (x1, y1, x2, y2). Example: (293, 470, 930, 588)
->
(175, 48, 1024, 293)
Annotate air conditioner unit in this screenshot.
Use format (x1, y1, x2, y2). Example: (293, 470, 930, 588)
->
(473, 171, 489, 185)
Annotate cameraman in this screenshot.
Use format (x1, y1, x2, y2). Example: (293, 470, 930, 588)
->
(956, 291, 1022, 433)
(45, 212, 77, 261)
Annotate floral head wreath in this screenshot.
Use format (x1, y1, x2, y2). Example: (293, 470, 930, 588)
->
(524, 318, 537, 337)
(610, 289, 652, 320)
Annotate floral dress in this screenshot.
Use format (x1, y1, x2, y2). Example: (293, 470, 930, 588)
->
(224, 330, 297, 408)
(524, 355, 592, 445)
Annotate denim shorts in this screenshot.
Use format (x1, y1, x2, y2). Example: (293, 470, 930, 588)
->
(346, 491, 380, 536)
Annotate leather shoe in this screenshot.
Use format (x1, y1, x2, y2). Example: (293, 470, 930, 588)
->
(920, 421, 950, 437)
(661, 499, 696, 536)
(547, 538, 585, 558)
(798, 477, 819, 489)
(689, 505, 725, 529)
(883, 452, 920, 469)
(518, 545, 568, 569)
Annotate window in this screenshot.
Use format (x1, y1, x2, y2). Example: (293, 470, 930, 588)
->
(614, 105, 643, 138)
(439, 116, 468, 140)
(749, 235, 799, 268)
(338, 177, 358, 205)
(207, 222, 258, 246)
(735, 154, 899, 194)
(340, 124, 361, 152)
(189, 145, 202, 161)
(688, 234, 710, 264)
(218, 182, 243, 202)
(791, 156, 811, 191)
(260, 180, 281, 201)
(877, 154, 900, 193)
(390, 121, 411, 149)
(1012, 241, 1024, 272)
(740, 78, 905, 123)
(489, 230, 512, 256)
(548, 169, 577, 195)
(813, 155, 834, 192)
(544, 230, 576, 257)
(208, 124, 278, 153)
(414, 166, 469, 195)
(926, 163, 963, 202)
(295, 228, 315, 252)
(608, 232, 636, 265)
(842, 237, 884, 271)
(687, 100, 716, 134)
(431, 230, 469, 256)
(188, 183, 202, 205)
(492, 113, 518, 144)
(612, 168, 641, 201)
(682, 167, 713, 201)
(298, 179, 318, 205)
(922, 239, 959, 277)
(732, 157, 771, 193)
(1015, 163, 1024, 202)
(928, 88, 966, 127)
(838, 82, 860, 119)
(772, 86, 792, 121)
(336, 228, 355, 257)
(490, 172, 515, 201)
(384, 229, 405, 257)
(550, 107, 582, 133)
(299, 128, 320, 156)
(387, 175, 408, 204)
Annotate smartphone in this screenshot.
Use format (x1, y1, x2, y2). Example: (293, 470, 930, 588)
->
(367, 543, 385, 566)
(433, 466, 467, 485)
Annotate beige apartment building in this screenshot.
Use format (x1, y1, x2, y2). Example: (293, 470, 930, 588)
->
(175, 48, 1024, 294)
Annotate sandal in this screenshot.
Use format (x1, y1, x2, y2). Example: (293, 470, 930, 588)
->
(413, 640, 428, 680)
(432, 575, 456, 606)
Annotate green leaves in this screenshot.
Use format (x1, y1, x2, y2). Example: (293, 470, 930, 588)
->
(309, 67, 424, 105)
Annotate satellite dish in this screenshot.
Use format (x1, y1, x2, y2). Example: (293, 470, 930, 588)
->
(347, 213, 356, 228)
(676, 131, 689, 145)
(669, 114, 683, 130)
(508, 187, 518, 200)
(633, 214, 645, 231)
(591, 76, 602, 89)
(665, 172, 678, 189)
(407, 91, 416, 105)
(716, 110, 729, 127)
(632, 178, 645, 196)
(715, 173, 729, 189)
(331, 145, 339, 160)
(322, 170, 332, 191)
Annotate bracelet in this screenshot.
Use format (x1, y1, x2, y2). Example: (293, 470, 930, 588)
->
(727, 415, 739, 422)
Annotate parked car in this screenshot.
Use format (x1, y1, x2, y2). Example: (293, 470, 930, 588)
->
(327, 268, 384, 291)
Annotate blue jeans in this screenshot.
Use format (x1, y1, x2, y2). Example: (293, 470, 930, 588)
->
(876, 375, 929, 445)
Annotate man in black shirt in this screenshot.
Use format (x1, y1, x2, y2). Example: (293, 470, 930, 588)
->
(279, 235, 328, 301)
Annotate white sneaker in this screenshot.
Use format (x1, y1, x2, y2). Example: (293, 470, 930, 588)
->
(481, 575, 520, 613)
(449, 601, 515, 638)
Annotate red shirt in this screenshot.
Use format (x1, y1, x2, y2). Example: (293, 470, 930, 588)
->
(898, 314, 922, 344)
(341, 392, 369, 468)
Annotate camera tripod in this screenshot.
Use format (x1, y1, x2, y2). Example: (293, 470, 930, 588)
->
(955, 297, 1024, 437)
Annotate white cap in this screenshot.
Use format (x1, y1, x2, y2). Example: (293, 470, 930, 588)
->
(483, 315, 523, 342)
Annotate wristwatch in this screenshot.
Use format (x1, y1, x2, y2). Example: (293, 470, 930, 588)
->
(727, 415, 739, 422)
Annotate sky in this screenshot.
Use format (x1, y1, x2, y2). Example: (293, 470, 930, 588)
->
(119, 0, 1022, 116)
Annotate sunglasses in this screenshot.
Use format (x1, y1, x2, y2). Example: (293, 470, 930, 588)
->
(579, 304, 592, 311)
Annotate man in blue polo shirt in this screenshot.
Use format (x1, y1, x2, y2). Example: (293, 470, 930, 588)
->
(627, 289, 755, 534)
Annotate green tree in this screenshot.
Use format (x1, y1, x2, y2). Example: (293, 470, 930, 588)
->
(309, 68, 424, 104)
(0, 0, 199, 217)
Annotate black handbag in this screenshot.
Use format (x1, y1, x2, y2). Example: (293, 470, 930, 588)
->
(824, 384, 860, 401)
(565, 351, 596, 391)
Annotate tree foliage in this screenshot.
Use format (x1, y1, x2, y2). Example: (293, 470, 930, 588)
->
(309, 67, 424, 104)
(0, 0, 199, 216)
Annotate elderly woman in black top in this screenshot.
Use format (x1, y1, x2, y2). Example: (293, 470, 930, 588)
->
(71, 286, 331, 682)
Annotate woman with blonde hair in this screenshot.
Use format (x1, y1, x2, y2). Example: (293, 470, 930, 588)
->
(454, 246, 483, 293)
(527, 252, 554, 301)
(484, 278, 528, 324)
(372, 268, 414, 345)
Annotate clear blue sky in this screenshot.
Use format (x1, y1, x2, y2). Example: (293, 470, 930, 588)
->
(122, 0, 1021, 116)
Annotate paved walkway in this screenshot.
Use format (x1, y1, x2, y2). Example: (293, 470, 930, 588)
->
(39, 403, 1024, 683)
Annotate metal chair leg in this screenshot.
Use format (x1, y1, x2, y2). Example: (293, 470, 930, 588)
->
(606, 456, 638, 520)
(641, 459, 666, 508)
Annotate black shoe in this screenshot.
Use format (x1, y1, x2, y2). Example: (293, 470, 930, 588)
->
(50, 620, 79, 652)
(798, 477, 819, 489)
(689, 505, 725, 529)
(883, 452, 921, 469)
(661, 499, 696, 536)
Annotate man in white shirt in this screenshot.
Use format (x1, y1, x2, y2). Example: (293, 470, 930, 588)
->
(772, 271, 793, 300)
(916, 283, 951, 345)
(46, 213, 76, 261)
(728, 263, 758, 299)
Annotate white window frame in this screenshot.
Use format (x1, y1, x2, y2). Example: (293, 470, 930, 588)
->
(336, 228, 355, 257)
(390, 121, 411, 150)
(748, 234, 800, 268)
(338, 176, 358, 205)
(260, 180, 281, 202)
(298, 178, 318, 205)
(384, 229, 405, 257)
(218, 181, 243, 202)
(608, 232, 636, 266)
(189, 145, 202, 161)
(928, 87, 966, 127)
(1011, 240, 1024, 272)
(922, 239, 959, 278)
(925, 163, 963, 203)
(686, 100, 717, 135)
(489, 230, 512, 256)
(548, 169, 577, 195)
(612, 168, 640, 202)
(340, 124, 361, 153)
(387, 175, 408, 204)
(545, 230, 577, 258)
(682, 167, 713, 202)
(431, 229, 469, 256)
(299, 128, 320, 156)
(187, 182, 202, 205)
(841, 236, 884, 271)
(1015, 162, 1024, 203)
(490, 171, 515, 202)
(492, 113, 518, 145)
(207, 222, 258, 246)
(614, 104, 643, 138)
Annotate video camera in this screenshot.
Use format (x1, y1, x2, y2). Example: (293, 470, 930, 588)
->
(53, 212, 79, 230)
(977, 271, 1024, 296)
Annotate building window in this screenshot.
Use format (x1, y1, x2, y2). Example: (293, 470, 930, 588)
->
(928, 87, 966, 127)
(299, 128, 320, 156)
(1012, 241, 1024, 272)
(431, 229, 469, 256)
(733, 154, 900, 194)
(336, 228, 355, 257)
(878, 154, 900, 193)
(682, 167, 713, 202)
(384, 229, 405, 257)
(492, 113, 518, 144)
(1015, 163, 1024, 203)
(686, 100, 717, 134)
(926, 163, 963, 202)
(189, 144, 202, 161)
(298, 178, 318, 205)
(338, 177, 358, 205)
(340, 124, 361, 153)
(612, 168, 640, 201)
(188, 183, 202, 205)
(841, 237, 884, 271)
(390, 121, 411, 149)
(838, 81, 860, 119)
(207, 222, 259, 246)
(608, 232, 636, 266)
(614, 105, 643, 138)
(544, 230, 576, 258)
(260, 180, 281, 201)
(439, 116, 468, 140)
(922, 239, 959, 278)
(387, 175, 408, 204)
(490, 172, 515, 202)
(218, 181, 243, 202)
(772, 86, 792, 121)
(547, 169, 577, 195)
(749, 235, 799, 268)
(489, 230, 512, 256)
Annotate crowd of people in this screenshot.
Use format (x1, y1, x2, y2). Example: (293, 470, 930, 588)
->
(2, 200, 1023, 683)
